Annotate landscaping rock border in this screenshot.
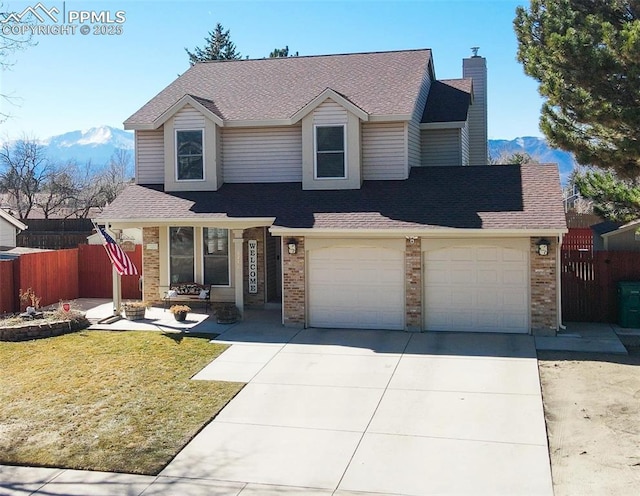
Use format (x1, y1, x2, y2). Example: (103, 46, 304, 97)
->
(0, 317, 90, 342)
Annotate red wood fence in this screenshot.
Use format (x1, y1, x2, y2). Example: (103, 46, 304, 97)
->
(562, 228, 593, 252)
(78, 244, 142, 299)
(0, 246, 142, 315)
(562, 250, 640, 322)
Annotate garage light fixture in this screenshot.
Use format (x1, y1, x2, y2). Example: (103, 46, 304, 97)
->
(287, 238, 298, 255)
(536, 238, 551, 256)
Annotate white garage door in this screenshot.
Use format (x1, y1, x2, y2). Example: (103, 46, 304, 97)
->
(424, 243, 529, 333)
(308, 246, 404, 330)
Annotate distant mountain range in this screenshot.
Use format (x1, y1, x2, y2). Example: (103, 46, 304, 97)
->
(39, 126, 134, 165)
(489, 136, 576, 184)
(15, 126, 577, 184)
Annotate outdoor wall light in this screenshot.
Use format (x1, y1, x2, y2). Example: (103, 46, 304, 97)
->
(536, 238, 551, 256)
(287, 239, 298, 255)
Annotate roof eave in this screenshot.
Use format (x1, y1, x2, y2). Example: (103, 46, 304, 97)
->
(269, 227, 568, 238)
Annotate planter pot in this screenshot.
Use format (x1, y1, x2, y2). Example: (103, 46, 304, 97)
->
(124, 306, 145, 321)
(174, 311, 188, 322)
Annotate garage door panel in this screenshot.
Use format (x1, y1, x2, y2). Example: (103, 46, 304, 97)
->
(424, 243, 529, 334)
(309, 246, 404, 330)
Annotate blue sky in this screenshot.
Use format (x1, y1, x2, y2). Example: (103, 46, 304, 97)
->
(0, 0, 543, 140)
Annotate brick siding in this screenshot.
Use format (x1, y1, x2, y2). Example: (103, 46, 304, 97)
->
(283, 236, 305, 325)
(405, 237, 422, 331)
(142, 227, 161, 304)
(530, 237, 558, 335)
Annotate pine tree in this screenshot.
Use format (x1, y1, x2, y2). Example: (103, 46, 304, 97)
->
(514, 0, 640, 179)
(185, 23, 241, 65)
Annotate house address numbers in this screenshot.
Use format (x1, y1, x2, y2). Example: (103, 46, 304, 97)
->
(248, 240, 258, 294)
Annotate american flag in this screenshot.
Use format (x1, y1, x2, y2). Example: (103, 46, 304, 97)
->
(97, 226, 139, 276)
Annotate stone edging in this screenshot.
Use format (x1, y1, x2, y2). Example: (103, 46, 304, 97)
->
(0, 317, 90, 342)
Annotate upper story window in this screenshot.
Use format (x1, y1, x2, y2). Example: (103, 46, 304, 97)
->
(176, 130, 204, 181)
(314, 125, 346, 179)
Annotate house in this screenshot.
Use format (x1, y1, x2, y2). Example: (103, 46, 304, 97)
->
(592, 219, 640, 252)
(0, 209, 27, 250)
(97, 49, 567, 335)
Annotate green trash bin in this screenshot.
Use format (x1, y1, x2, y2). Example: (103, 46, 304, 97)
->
(618, 282, 640, 328)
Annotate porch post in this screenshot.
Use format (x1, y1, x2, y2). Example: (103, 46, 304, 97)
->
(232, 229, 244, 318)
(112, 266, 122, 316)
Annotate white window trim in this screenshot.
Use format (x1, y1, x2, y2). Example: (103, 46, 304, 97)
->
(313, 124, 347, 180)
(175, 129, 206, 182)
(202, 227, 232, 288)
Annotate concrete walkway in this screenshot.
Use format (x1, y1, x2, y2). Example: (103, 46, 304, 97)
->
(1, 328, 553, 496)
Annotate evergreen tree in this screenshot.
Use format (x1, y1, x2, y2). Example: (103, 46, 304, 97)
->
(185, 23, 241, 65)
(514, 0, 640, 179)
(269, 46, 298, 58)
(574, 169, 640, 221)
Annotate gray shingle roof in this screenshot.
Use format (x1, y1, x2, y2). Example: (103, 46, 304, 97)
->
(98, 164, 566, 231)
(124, 49, 433, 126)
(421, 79, 472, 123)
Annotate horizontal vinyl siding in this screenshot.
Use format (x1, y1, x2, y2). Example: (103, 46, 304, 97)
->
(222, 126, 302, 183)
(135, 130, 164, 184)
(173, 104, 205, 129)
(420, 129, 462, 167)
(408, 70, 432, 170)
(313, 100, 348, 125)
(0, 221, 16, 247)
(362, 122, 407, 180)
(461, 122, 470, 166)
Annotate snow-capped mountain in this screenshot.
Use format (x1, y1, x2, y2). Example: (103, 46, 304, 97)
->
(489, 136, 576, 184)
(40, 126, 134, 165)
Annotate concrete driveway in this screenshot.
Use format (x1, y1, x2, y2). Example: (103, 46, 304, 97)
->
(161, 328, 553, 496)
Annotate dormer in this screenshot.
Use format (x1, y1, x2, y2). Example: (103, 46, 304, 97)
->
(296, 89, 368, 190)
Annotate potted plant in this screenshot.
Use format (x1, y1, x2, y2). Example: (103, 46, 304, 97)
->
(122, 300, 148, 320)
(169, 304, 191, 322)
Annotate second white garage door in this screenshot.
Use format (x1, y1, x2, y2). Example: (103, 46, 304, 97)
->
(424, 242, 529, 333)
(308, 246, 405, 330)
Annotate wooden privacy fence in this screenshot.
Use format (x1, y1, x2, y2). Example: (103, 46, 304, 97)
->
(0, 246, 142, 314)
(78, 244, 142, 299)
(562, 250, 640, 322)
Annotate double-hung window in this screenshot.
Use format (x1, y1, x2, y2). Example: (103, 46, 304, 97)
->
(176, 130, 204, 181)
(203, 228, 230, 286)
(315, 125, 346, 179)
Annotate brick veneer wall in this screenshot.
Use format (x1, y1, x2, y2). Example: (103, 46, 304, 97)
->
(530, 237, 558, 335)
(283, 236, 305, 326)
(142, 227, 161, 304)
(405, 237, 422, 331)
(243, 227, 266, 307)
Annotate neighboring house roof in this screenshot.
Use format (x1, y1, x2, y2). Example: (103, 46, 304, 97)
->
(124, 49, 433, 128)
(421, 79, 473, 123)
(593, 219, 640, 237)
(98, 164, 566, 232)
(0, 209, 27, 231)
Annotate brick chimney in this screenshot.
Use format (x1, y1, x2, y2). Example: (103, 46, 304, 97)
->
(463, 49, 488, 165)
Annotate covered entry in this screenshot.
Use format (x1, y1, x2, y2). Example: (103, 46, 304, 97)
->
(423, 239, 529, 333)
(307, 243, 405, 330)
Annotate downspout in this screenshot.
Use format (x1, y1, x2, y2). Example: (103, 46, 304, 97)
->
(557, 234, 566, 331)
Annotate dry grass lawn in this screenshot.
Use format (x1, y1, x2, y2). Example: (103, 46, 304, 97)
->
(0, 331, 242, 475)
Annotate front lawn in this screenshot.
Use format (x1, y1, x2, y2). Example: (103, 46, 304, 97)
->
(0, 331, 242, 475)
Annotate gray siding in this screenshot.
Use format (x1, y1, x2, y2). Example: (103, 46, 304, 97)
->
(605, 230, 640, 251)
(463, 57, 488, 165)
(407, 67, 432, 170)
(461, 122, 470, 166)
(420, 129, 462, 166)
(362, 122, 407, 180)
(312, 100, 348, 125)
(135, 130, 164, 184)
(222, 126, 302, 183)
(173, 104, 206, 129)
(0, 219, 16, 248)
